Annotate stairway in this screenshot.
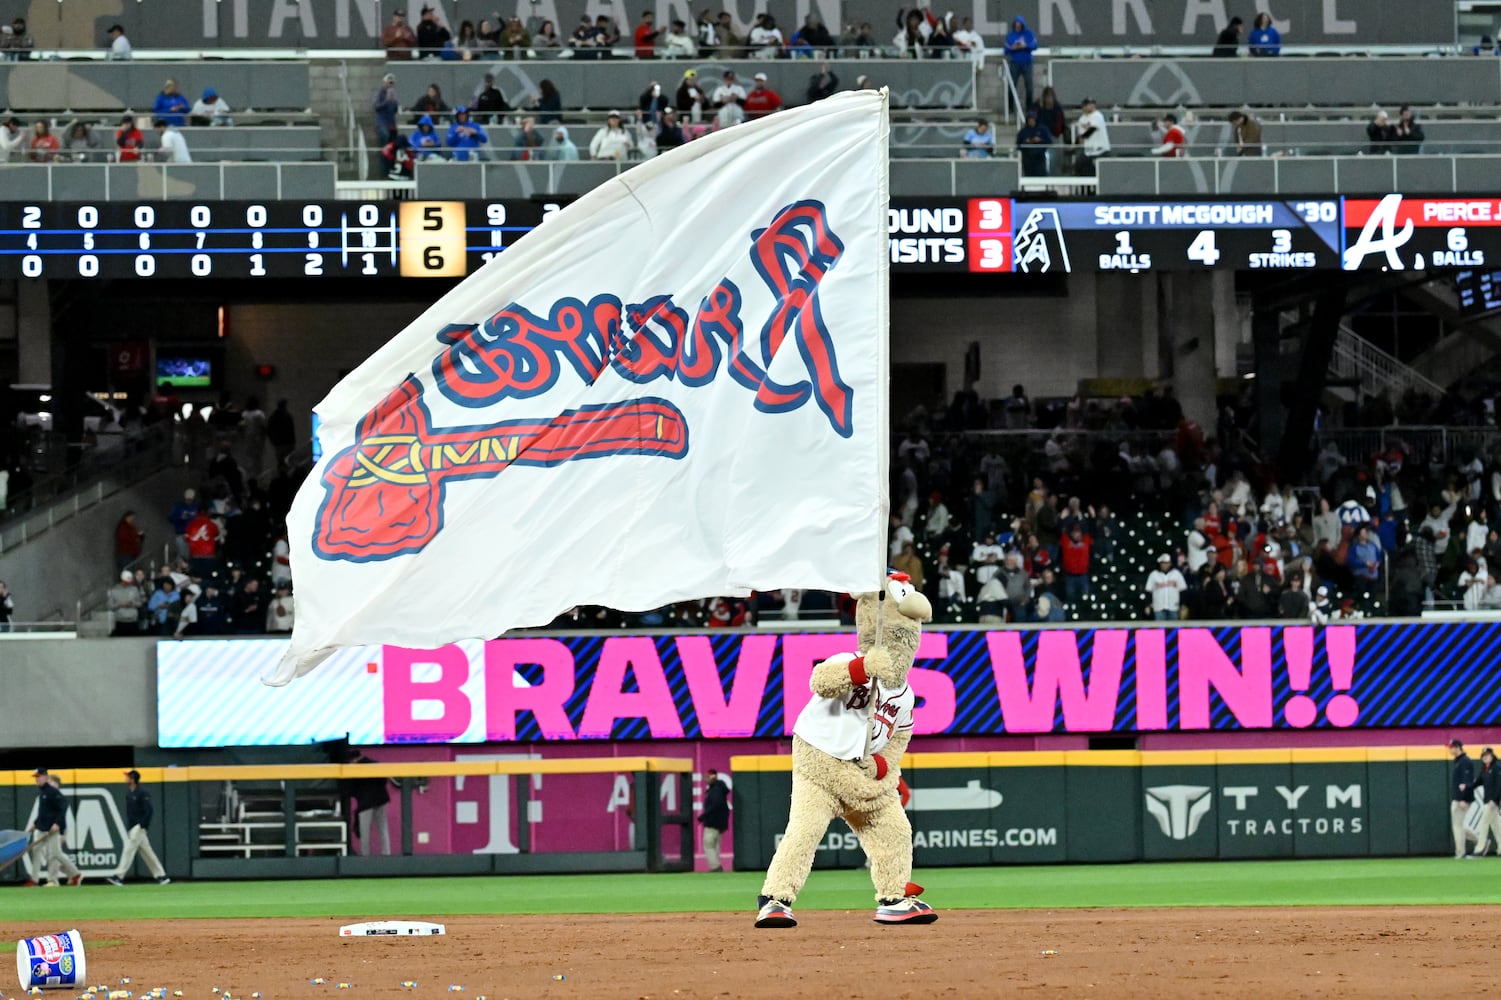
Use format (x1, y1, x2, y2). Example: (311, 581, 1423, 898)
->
(1328, 323, 1444, 403)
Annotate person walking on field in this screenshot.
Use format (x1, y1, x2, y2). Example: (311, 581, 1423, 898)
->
(26, 769, 82, 887)
(347, 749, 393, 856)
(699, 769, 732, 872)
(1451, 739, 1476, 859)
(1472, 747, 1501, 857)
(107, 770, 171, 885)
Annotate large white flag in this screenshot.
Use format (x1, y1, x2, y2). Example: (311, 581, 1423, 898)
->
(275, 91, 890, 683)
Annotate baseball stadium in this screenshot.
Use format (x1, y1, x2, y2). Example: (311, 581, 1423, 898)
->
(3, 1, 1501, 997)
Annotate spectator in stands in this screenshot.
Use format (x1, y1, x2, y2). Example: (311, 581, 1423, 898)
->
(1228, 110, 1262, 155)
(633, 10, 660, 58)
(657, 108, 686, 152)
(411, 115, 444, 160)
(63, 122, 99, 163)
(547, 126, 580, 160)
(589, 111, 634, 159)
(1248, 12, 1280, 56)
(954, 117, 992, 159)
(416, 5, 452, 56)
(107, 24, 132, 61)
(1472, 36, 1498, 56)
(1213, 16, 1243, 56)
(381, 133, 412, 178)
(748, 14, 783, 58)
(413, 83, 450, 119)
(1146, 553, 1186, 620)
(676, 69, 707, 122)
(712, 70, 747, 109)
(185, 507, 221, 579)
(6, 18, 34, 59)
(114, 510, 145, 572)
(892, 541, 925, 591)
(498, 17, 531, 55)
(0, 581, 14, 632)
(528, 80, 563, 124)
(570, 14, 605, 54)
(894, 8, 931, 58)
(951, 16, 983, 62)
(662, 19, 696, 57)
(1393, 105, 1424, 154)
(266, 584, 295, 634)
(372, 73, 400, 146)
(1074, 97, 1110, 175)
(807, 63, 839, 103)
(472, 74, 511, 124)
(267, 400, 296, 469)
(234, 578, 264, 634)
(534, 20, 563, 52)
(639, 81, 669, 128)
(743, 73, 783, 119)
(382, 8, 418, 59)
(173, 585, 200, 640)
(446, 107, 489, 161)
(595, 14, 622, 48)
(1, 116, 24, 161)
(1032, 86, 1066, 140)
(196, 584, 226, 635)
(512, 116, 545, 160)
(1015, 111, 1050, 174)
(153, 80, 191, 128)
(1278, 573, 1310, 619)
(454, 20, 481, 55)
(146, 578, 180, 636)
(190, 88, 233, 127)
(152, 118, 190, 162)
(1367, 110, 1396, 154)
(1004, 17, 1037, 109)
(1347, 524, 1384, 589)
(1060, 523, 1092, 602)
(108, 571, 144, 637)
(28, 121, 58, 163)
(1151, 113, 1186, 158)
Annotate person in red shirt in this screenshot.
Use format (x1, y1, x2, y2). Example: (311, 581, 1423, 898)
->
(29, 121, 59, 162)
(742, 73, 783, 118)
(633, 10, 659, 58)
(1059, 523, 1092, 603)
(185, 509, 221, 579)
(115, 511, 145, 573)
(1151, 112, 1186, 158)
(114, 114, 144, 162)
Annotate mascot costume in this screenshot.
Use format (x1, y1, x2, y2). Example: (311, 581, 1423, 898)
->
(756, 571, 937, 927)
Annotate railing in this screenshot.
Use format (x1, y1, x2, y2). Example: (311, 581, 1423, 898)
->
(1329, 325, 1446, 402)
(0, 619, 77, 636)
(1313, 425, 1501, 465)
(73, 541, 176, 633)
(0, 422, 179, 555)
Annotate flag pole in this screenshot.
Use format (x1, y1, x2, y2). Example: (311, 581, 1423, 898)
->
(865, 89, 893, 764)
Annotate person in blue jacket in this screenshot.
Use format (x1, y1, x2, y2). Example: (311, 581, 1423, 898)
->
(1248, 12, 1281, 56)
(411, 114, 444, 160)
(152, 79, 191, 127)
(445, 106, 489, 161)
(1005, 16, 1037, 110)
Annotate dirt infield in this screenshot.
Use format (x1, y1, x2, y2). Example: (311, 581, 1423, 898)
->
(4, 908, 1496, 999)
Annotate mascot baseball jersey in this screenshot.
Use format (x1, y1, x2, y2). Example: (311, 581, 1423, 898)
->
(794, 657, 915, 760)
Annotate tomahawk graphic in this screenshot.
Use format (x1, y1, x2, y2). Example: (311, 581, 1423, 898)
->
(313, 376, 687, 561)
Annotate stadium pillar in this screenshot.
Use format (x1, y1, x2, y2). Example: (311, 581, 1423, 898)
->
(15, 279, 52, 387)
(1095, 273, 1154, 379)
(1162, 273, 1217, 431)
(1252, 307, 1284, 455)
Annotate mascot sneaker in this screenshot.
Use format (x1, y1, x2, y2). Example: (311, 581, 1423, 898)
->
(873, 897, 938, 924)
(754, 895, 797, 928)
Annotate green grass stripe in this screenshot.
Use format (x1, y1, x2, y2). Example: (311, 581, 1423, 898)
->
(1, 859, 1497, 923)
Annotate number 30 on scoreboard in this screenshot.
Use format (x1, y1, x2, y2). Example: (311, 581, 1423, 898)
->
(398, 201, 468, 278)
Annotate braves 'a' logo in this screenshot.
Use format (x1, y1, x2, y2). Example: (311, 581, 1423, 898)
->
(313, 201, 850, 562)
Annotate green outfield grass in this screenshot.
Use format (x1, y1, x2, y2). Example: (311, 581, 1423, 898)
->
(0, 859, 1497, 924)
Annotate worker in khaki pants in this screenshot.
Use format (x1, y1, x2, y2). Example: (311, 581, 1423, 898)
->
(107, 770, 170, 885)
(1451, 740, 1477, 859)
(698, 769, 731, 872)
(26, 769, 82, 887)
(1472, 748, 1501, 857)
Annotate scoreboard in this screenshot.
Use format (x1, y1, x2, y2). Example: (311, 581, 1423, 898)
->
(3, 194, 1501, 278)
(0, 200, 559, 280)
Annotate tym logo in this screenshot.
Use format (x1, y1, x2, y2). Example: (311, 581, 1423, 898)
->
(1145, 784, 1212, 841)
(23, 787, 127, 877)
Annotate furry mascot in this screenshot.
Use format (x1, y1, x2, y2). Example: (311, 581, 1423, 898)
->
(755, 572, 936, 927)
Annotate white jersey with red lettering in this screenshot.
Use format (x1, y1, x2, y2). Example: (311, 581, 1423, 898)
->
(794, 653, 915, 760)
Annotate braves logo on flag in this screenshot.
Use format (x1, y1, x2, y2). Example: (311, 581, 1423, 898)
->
(313, 200, 851, 563)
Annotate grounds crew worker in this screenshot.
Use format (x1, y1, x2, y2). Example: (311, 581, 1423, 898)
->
(25, 768, 82, 886)
(1474, 748, 1501, 857)
(107, 770, 171, 885)
(1450, 739, 1477, 859)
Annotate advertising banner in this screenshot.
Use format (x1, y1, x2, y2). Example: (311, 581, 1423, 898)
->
(158, 622, 1501, 747)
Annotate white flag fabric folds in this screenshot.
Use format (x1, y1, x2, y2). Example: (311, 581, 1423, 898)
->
(274, 90, 890, 684)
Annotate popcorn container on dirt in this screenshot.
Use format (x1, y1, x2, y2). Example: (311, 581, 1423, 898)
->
(15, 930, 86, 991)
